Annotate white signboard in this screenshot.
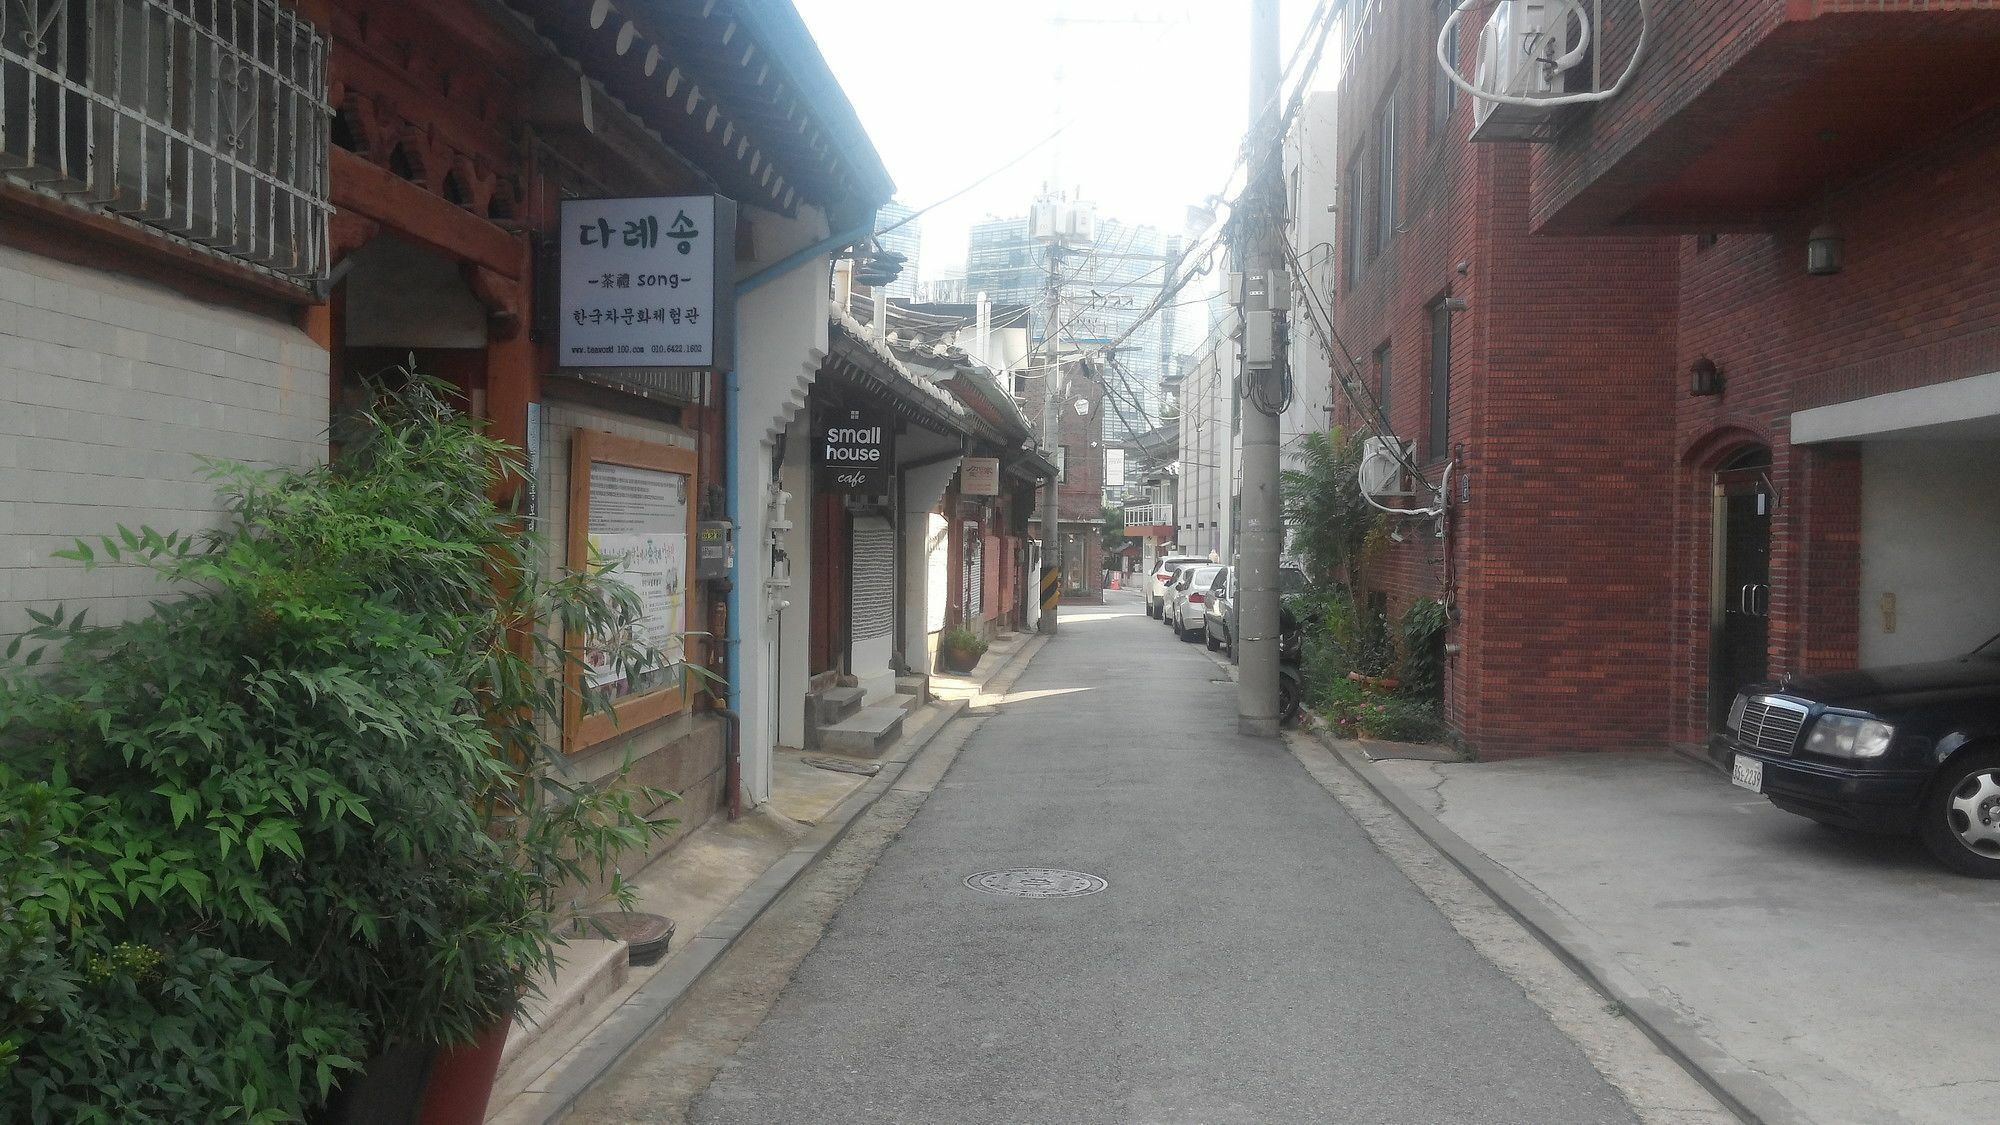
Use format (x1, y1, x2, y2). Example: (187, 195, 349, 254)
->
(960, 456, 1001, 497)
(585, 462, 690, 696)
(560, 196, 724, 368)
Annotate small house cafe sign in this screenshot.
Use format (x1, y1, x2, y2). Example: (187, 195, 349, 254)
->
(559, 195, 735, 369)
(818, 408, 890, 493)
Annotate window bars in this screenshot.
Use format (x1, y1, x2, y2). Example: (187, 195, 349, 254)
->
(0, 0, 330, 284)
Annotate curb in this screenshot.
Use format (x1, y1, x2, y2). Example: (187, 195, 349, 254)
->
(1317, 732, 1812, 1125)
(522, 634, 1050, 1123)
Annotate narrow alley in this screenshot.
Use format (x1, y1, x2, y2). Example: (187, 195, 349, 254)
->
(569, 592, 1661, 1124)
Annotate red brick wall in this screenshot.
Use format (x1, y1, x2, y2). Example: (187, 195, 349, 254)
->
(1334, 0, 1682, 757)
(1527, 0, 1788, 230)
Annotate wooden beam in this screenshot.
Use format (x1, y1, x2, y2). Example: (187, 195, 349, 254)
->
(332, 148, 523, 279)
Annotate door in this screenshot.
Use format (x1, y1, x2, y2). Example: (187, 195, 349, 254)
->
(1709, 451, 1774, 729)
(810, 492, 847, 676)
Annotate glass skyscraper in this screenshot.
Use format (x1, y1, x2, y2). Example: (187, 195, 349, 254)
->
(963, 210, 1185, 449)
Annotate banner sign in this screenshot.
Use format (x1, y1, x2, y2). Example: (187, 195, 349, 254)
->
(960, 456, 1000, 496)
(818, 407, 891, 493)
(559, 195, 735, 370)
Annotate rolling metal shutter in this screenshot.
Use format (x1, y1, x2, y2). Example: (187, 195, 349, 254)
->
(850, 517, 895, 641)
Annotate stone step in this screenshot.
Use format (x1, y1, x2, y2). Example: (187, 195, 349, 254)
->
(808, 684, 867, 728)
(895, 674, 927, 700)
(814, 701, 908, 758)
(495, 937, 628, 1082)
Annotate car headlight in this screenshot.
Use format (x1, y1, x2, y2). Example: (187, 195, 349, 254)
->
(1726, 693, 1749, 731)
(1804, 714, 1895, 759)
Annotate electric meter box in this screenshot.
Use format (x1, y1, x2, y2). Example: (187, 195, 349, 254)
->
(696, 520, 735, 580)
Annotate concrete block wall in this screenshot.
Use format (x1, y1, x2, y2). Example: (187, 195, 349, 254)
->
(0, 244, 326, 657)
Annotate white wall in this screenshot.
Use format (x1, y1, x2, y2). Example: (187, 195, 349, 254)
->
(0, 245, 326, 655)
(1859, 440, 2000, 665)
(731, 203, 834, 805)
(775, 420, 812, 750)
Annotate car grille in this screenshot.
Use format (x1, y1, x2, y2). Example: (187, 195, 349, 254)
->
(1738, 696, 1808, 757)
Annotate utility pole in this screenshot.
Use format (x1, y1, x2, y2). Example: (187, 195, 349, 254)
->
(1038, 231, 1064, 635)
(1235, 0, 1286, 737)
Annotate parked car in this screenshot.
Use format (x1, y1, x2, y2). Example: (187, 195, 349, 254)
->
(1204, 564, 1308, 653)
(1147, 555, 1208, 619)
(1172, 565, 1225, 643)
(1711, 632, 2000, 877)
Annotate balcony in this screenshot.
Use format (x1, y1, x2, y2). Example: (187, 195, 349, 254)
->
(1532, 3, 2000, 232)
(1122, 503, 1174, 541)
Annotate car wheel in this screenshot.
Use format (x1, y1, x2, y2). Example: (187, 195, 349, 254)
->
(1205, 630, 1220, 651)
(1181, 624, 1201, 644)
(1917, 749, 2000, 878)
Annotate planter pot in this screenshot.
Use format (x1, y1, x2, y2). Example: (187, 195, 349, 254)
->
(419, 1020, 511, 1125)
(939, 647, 982, 674)
(308, 1040, 434, 1125)
(307, 1019, 510, 1125)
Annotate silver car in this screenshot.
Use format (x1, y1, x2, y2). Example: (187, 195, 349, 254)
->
(1205, 564, 1307, 654)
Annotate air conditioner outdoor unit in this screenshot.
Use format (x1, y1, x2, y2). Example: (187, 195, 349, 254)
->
(1470, 0, 1593, 143)
(1359, 438, 1416, 501)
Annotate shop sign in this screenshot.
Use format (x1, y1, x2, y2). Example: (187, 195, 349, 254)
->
(818, 408, 891, 493)
(558, 195, 736, 370)
(960, 456, 1000, 496)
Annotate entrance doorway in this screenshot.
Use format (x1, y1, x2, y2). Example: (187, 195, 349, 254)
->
(1709, 448, 1774, 729)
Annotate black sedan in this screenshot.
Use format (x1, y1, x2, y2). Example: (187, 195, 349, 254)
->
(1710, 634, 2000, 877)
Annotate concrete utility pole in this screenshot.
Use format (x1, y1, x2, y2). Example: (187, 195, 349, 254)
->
(1235, 0, 1286, 737)
(1038, 236, 1064, 635)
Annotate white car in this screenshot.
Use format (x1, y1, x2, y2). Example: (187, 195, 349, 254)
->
(1172, 564, 1226, 643)
(1147, 555, 1208, 619)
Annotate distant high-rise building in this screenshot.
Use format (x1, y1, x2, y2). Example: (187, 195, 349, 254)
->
(963, 204, 1188, 451)
(873, 200, 922, 301)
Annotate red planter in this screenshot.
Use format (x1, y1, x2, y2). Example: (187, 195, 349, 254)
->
(418, 1020, 511, 1125)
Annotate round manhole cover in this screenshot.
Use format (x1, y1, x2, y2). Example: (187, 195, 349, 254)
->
(964, 868, 1107, 898)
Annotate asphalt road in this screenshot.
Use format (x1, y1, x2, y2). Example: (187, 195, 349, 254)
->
(685, 594, 1640, 1124)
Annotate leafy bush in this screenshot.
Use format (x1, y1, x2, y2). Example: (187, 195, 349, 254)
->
(1315, 679, 1447, 744)
(1397, 597, 1450, 704)
(939, 626, 988, 658)
(0, 376, 681, 1120)
(1279, 429, 1383, 592)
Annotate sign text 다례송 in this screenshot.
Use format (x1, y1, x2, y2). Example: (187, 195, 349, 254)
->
(558, 195, 736, 370)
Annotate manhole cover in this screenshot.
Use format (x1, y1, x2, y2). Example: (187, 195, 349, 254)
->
(963, 868, 1107, 898)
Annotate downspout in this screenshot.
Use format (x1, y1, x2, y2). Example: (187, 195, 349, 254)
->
(721, 213, 876, 817)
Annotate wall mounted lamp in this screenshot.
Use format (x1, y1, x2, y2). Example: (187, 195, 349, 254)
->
(1689, 356, 1725, 397)
(1807, 223, 1844, 276)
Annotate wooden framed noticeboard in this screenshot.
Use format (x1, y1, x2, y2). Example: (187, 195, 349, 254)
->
(565, 429, 700, 754)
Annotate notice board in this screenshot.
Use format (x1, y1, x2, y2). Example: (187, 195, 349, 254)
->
(565, 430, 701, 753)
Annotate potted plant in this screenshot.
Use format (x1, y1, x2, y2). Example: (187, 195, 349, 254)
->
(937, 626, 988, 674)
(0, 377, 680, 1122)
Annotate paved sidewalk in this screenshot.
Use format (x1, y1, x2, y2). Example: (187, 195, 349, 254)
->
(672, 593, 1640, 1124)
(1367, 750, 2000, 1125)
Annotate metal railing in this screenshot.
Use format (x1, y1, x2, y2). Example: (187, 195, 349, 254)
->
(0, 0, 331, 283)
(1123, 503, 1173, 526)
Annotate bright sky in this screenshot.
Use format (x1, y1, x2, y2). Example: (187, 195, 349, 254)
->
(792, 0, 1330, 284)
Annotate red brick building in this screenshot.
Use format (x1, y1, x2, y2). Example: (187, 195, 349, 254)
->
(1330, 1, 2000, 756)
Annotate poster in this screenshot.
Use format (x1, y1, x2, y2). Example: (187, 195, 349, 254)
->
(584, 461, 690, 697)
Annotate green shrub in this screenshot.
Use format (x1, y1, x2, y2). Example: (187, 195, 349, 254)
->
(939, 626, 988, 657)
(1397, 597, 1450, 703)
(0, 376, 681, 1121)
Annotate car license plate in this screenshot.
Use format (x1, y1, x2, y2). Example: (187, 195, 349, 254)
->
(1731, 754, 1763, 793)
